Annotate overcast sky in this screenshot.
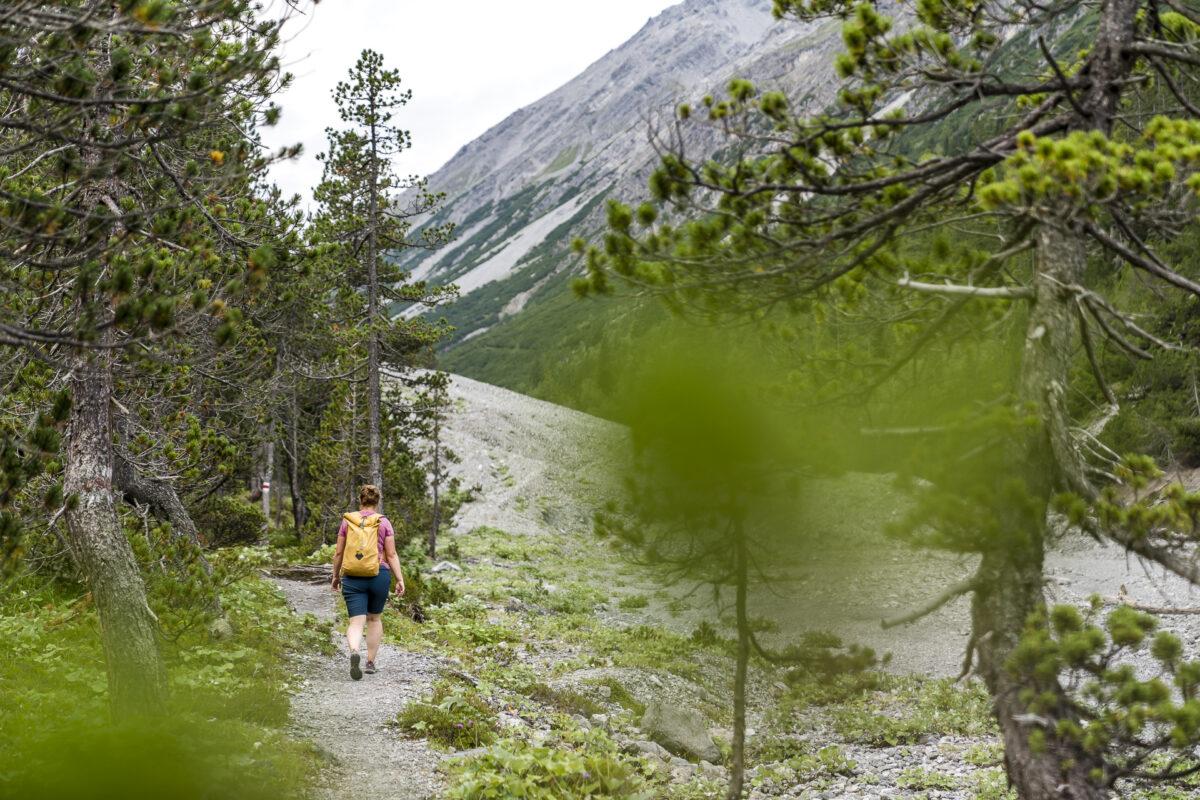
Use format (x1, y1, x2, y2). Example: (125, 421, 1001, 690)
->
(260, 0, 680, 206)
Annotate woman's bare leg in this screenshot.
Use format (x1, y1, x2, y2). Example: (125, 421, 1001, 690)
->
(346, 614, 366, 654)
(365, 613, 383, 662)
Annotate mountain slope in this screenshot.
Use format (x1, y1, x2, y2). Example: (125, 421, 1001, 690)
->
(394, 0, 846, 388)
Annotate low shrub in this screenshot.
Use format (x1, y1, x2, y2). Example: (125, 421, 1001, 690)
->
(542, 583, 605, 615)
(444, 594, 487, 619)
(0, 564, 328, 797)
(400, 566, 458, 613)
(896, 765, 960, 791)
(790, 745, 857, 782)
(784, 670, 890, 708)
(397, 681, 498, 750)
(192, 495, 266, 548)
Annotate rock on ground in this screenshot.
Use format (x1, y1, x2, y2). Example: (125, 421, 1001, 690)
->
(274, 578, 445, 800)
(640, 700, 721, 763)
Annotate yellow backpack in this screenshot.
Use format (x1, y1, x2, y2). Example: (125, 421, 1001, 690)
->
(342, 512, 381, 577)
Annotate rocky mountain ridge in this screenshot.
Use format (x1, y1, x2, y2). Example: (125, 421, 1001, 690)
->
(394, 0, 847, 367)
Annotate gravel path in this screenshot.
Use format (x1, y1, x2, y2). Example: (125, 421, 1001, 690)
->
(274, 578, 445, 800)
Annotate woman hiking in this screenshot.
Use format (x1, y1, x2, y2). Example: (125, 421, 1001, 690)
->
(330, 485, 405, 680)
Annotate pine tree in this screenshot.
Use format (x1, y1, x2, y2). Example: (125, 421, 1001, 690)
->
(313, 49, 455, 509)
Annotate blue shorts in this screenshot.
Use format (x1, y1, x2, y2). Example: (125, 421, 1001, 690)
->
(341, 568, 391, 616)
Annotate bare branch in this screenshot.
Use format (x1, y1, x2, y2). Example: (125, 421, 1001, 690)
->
(897, 273, 1034, 299)
(1075, 300, 1118, 405)
(882, 578, 979, 629)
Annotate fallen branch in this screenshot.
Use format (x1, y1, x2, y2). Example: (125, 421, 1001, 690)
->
(1109, 584, 1200, 615)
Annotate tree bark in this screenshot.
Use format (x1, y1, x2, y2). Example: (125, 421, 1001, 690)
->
(274, 439, 283, 528)
(261, 439, 273, 525)
(974, 3, 1148, 794)
(63, 340, 169, 717)
(61, 35, 168, 715)
(112, 448, 205, 554)
(971, 227, 1106, 800)
(287, 386, 309, 532)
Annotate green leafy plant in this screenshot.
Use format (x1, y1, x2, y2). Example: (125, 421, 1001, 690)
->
(790, 745, 857, 783)
(443, 729, 654, 800)
(0, 564, 327, 795)
(397, 681, 498, 750)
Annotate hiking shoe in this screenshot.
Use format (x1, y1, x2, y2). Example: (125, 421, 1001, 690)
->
(350, 652, 362, 681)
(364, 661, 377, 675)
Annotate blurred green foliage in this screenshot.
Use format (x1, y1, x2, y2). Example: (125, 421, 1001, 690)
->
(0, 554, 330, 797)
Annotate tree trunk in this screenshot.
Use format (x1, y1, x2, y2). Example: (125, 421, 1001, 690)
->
(112, 450, 205, 555)
(429, 420, 440, 559)
(974, 3, 1145, 792)
(726, 511, 749, 800)
(971, 226, 1106, 800)
(261, 439, 273, 526)
(348, 382, 358, 510)
(63, 340, 169, 717)
(274, 439, 283, 528)
(366, 103, 384, 503)
(288, 387, 309, 532)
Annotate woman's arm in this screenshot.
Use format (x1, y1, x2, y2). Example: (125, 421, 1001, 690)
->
(331, 536, 346, 590)
(383, 535, 405, 595)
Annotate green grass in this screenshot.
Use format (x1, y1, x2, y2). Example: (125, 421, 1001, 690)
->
(543, 144, 581, 174)
(618, 594, 649, 610)
(443, 728, 655, 800)
(519, 681, 606, 718)
(589, 676, 646, 717)
(827, 675, 996, 746)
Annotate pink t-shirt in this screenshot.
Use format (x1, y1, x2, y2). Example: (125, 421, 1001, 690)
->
(337, 511, 395, 570)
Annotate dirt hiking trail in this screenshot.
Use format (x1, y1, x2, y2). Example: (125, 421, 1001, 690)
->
(275, 576, 445, 800)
